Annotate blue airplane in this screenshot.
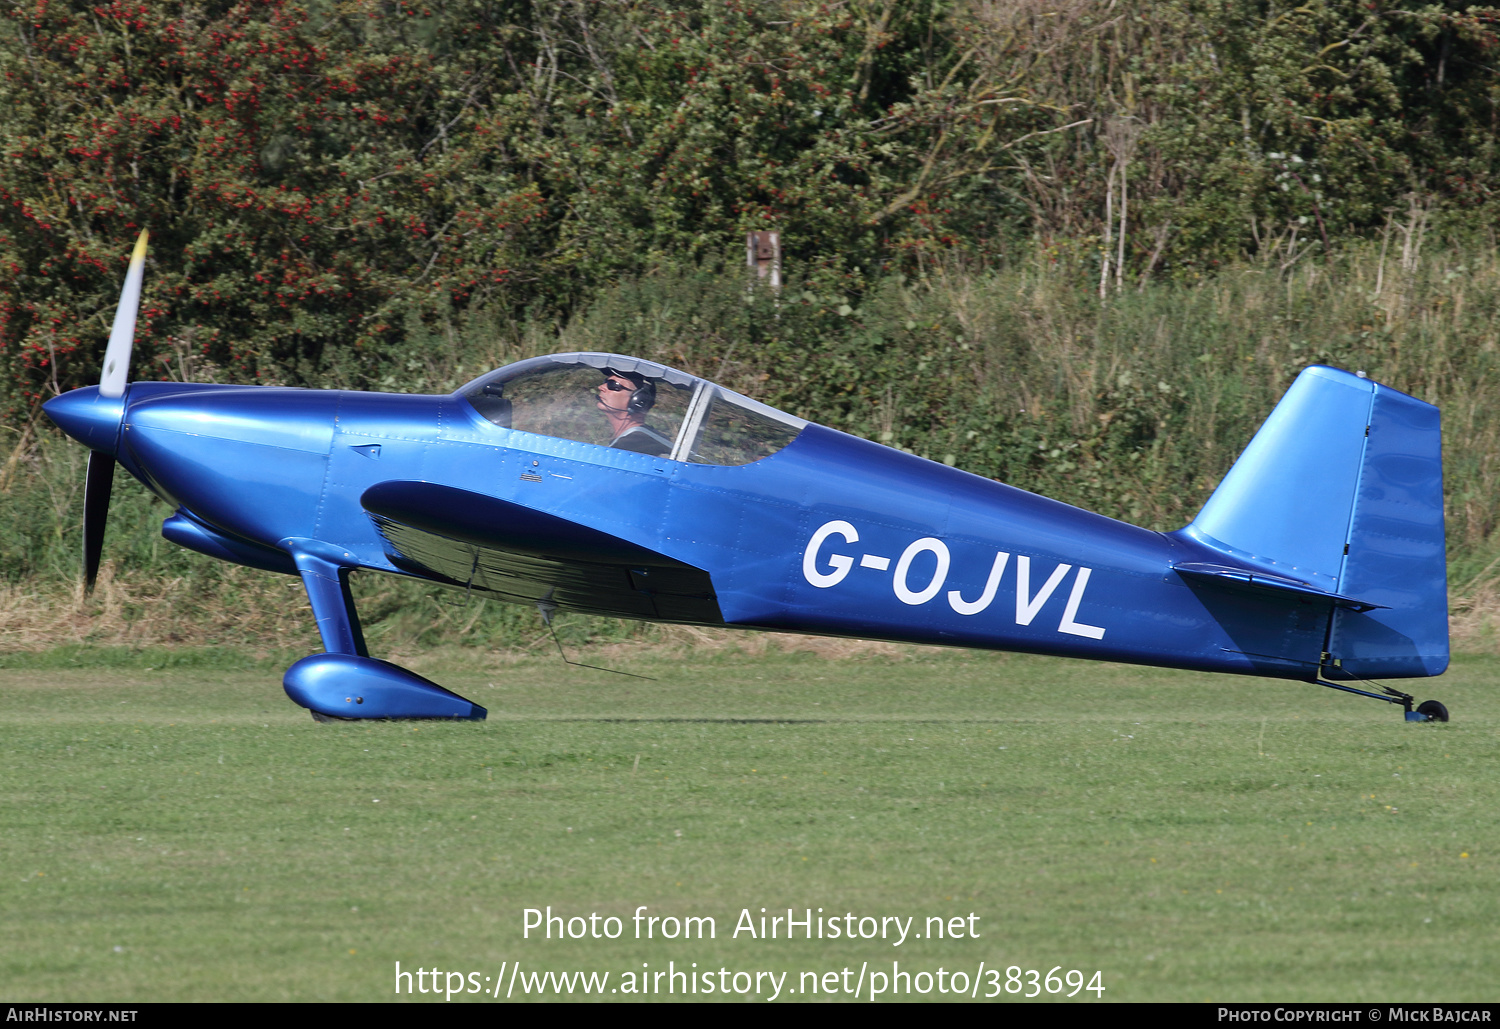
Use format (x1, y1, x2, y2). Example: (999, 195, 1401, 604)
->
(44, 233, 1451, 722)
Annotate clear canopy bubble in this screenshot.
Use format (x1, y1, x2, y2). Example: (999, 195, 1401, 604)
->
(457, 353, 806, 466)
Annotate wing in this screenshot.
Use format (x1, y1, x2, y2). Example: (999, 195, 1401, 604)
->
(360, 481, 723, 623)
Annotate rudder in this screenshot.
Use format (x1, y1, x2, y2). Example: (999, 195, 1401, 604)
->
(1328, 381, 1447, 678)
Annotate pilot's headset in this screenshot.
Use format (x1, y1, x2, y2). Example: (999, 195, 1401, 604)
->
(610, 370, 656, 417)
(628, 379, 656, 417)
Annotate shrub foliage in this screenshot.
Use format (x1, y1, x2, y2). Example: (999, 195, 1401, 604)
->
(3, 1, 1500, 643)
(2, 0, 1497, 407)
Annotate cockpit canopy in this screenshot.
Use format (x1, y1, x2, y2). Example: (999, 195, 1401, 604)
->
(456, 353, 806, 466)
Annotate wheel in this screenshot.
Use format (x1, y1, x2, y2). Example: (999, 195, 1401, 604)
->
(1416, 700, 1449, 723)
(309, 709, 352, 723)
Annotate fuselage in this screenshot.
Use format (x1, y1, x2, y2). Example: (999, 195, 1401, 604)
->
(44, 379, 1335, 681)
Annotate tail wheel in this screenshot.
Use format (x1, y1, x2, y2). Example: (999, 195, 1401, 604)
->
(1416, 700, 1449, 723)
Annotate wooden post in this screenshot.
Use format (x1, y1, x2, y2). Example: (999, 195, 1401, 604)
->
(746, 231, 781, 291)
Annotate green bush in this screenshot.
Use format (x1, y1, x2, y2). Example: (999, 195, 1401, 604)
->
(3, 1, 1497, 415)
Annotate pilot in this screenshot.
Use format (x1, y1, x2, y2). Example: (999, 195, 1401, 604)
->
(596, 370, 673, 456)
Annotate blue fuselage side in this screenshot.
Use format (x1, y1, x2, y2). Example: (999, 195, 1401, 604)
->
(107, 381, 1327, 681)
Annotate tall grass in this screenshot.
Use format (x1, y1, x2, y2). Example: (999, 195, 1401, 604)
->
(5, 242, 1498, 652)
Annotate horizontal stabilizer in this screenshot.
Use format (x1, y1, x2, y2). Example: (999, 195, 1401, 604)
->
(1173, 562, 1384, 612)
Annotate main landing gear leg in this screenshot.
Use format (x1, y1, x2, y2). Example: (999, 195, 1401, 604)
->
(1310, 679, 1449, 722)
(281, 546, 486, 722)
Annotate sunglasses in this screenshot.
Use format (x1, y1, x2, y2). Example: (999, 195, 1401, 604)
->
(601, 379, 635, 391)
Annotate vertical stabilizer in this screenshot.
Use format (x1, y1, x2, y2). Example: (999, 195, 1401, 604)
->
(1178, 366, 1447, 679)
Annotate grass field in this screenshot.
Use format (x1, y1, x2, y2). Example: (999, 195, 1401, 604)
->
(1, 645, 1495, 1003)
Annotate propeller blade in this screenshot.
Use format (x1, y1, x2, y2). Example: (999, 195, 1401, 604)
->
(84, 231, 147, 592)
(83, 451, 116, 593)
(99, 229, 149, 399)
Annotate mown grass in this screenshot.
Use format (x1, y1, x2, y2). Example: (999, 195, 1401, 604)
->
(2, 648, 1494, 1002)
